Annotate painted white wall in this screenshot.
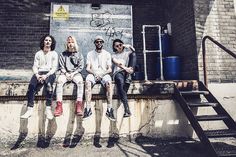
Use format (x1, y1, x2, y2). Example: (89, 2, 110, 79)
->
(0, 99, 193, 142)
(208, 83, 236, 119)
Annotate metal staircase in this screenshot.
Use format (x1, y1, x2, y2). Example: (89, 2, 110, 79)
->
(174, 80, 236, 157)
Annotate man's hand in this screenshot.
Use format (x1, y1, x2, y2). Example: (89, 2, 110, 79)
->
(36, 74, 45, 83)
(65, 72, 73, 81)
(94, 74, 102, 81)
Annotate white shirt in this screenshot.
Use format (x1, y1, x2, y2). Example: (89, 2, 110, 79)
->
(86, 49, 112, 76)
(32, 50, 58, 75)
(112, 50, 132, 74)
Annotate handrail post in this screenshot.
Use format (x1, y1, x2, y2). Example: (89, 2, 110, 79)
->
(202, 35, 236, 87)
(202, 37, 208, 87)
(142, 25, 148, 81)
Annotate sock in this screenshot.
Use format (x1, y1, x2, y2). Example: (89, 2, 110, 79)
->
(46, 106, 51, 110)
(77, 97, 83, 102)
(107, 104, 112, 111)
(86, 103, 91, 109)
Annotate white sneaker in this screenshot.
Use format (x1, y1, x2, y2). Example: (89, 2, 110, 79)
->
(45, 106, 54, 120)
(20, 107, 33, 119)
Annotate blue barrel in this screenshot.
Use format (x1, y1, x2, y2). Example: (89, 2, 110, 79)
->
(163, 56, 180, 80)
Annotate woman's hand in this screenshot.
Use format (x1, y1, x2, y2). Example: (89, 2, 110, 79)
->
(124, 67, 134, 74)
(123, 44, 135, 52)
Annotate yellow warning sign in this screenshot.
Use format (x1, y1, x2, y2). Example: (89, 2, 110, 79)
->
(53, 5, 69, 20)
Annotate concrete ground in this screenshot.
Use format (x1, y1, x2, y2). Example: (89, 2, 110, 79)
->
(1, 135, 236, 157)
(2, 135, 233, 157)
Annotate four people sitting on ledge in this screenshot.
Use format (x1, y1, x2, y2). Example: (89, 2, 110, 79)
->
(20, 35, 136, 121)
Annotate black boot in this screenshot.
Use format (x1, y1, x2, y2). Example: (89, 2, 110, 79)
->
(70, 135, 83, 148)
(107, 135, 119, 148)
(44, 135, 52, 148)
(93, 135, 102, 148)
(37, 135, 45, 148)
(11, 132, 27, 150)
(63, 136, 71, 148)
(123, 104, 131, 118)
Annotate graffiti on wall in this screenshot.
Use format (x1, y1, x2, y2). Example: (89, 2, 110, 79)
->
(50, 3, 132, 57)
(89, 11, 124, 41)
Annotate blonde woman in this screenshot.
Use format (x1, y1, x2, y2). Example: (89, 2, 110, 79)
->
(54, 36, 84, 117)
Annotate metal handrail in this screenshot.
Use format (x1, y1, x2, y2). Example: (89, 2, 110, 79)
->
(142, 25, 163, 81)
(202, 35, 236, 86)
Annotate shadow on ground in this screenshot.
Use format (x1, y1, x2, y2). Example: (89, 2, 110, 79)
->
(134, 136, 208, 157)
(2, 136, 236, 157)
(134, 136, 236, 157)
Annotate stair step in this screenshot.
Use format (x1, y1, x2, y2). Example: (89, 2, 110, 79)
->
(217, 151, 236, 157)
(196, 115, 229, 121)
(180, 90, 209, 95)
(204, 129, 236, 138)
(188, 102, 218, 107)
(214, 144, 236, 157)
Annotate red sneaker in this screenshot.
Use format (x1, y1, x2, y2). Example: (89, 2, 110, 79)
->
(54, 101, 63, 117)
(76, 101, 83, 116)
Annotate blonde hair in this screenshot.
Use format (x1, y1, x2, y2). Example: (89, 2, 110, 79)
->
(66, 36, 79, 51)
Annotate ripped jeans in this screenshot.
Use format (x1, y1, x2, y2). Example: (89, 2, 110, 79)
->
(27, 72, 56, 107)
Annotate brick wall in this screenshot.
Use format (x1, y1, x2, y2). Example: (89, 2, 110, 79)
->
(133, 1, 165, 80)
(163, 0, 198, 80)
(0, 0, 165, 80)
(0, 1, 51, 69)
(194, 0, 236, 83)
(6, 0, 234, 82)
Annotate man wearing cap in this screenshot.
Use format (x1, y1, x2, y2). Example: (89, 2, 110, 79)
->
(83, 35, 115, 121)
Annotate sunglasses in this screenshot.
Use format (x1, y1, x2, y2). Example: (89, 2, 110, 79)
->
(95, 40, 104, 44)
(115, 43, 123, 48)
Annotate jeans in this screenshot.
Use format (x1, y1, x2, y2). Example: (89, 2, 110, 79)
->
(27, 72, 56, 107)
(114, 52, 137, 109)
(125, 52, 137, 83)
(56, 73, 84, 102)
(114, 72, 130, 107)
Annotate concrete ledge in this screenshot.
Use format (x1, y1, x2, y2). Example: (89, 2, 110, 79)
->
(0, 80, 174, 99)
(0, 99, 193, 140)
(0, 80, 197, 143)
(1, 81, 235, 148)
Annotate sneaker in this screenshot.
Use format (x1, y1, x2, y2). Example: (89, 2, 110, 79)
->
(123, 112, 131, 118)
(75, 101, 83, 116)
(45, 106, 54, 120)
(106, 108, 116, 121)
(124, 106, 131, 118)
(83, 108, 92, 119)
(54, 101, 63, 117)
(20, 107, 33, 119)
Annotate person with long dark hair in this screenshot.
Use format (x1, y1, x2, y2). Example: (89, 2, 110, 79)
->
(112, 39, 136, 117)
(20, 35, 58, 120)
